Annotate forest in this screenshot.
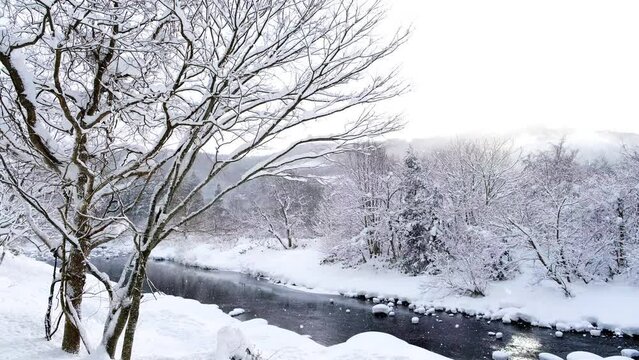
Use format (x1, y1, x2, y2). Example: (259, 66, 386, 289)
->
(163, 137, 639, 299)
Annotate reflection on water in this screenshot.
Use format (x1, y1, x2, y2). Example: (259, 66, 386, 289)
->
(505, 334, 542, 359)
(90, 256, 639, 360)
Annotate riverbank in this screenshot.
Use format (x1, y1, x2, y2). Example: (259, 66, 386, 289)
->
(151, 238, 639, 337)
(0, 253, 450, 360)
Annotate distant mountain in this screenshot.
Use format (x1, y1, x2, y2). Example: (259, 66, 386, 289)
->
(187, 128, 639, 199)
(385, 128, 639, 162)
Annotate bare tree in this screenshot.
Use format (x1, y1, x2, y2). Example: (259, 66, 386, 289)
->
(0, 0, 180, 351)
(318, 142, 400, 263)
(1, 0, 405, 356)
(507, 139, 588, 297)
(72, 1, 405, 358)
(250, 177, 316, 249)
(427, 138, 520, 295)
(340, 142, 399, 257)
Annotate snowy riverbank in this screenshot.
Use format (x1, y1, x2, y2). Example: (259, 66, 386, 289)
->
(152, 239, 639, 337)
(0, 253, 450, 360)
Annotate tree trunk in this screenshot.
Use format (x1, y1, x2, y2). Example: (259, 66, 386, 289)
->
(61, 248, 87, 353)
(104, 305, 131, 358)
(286, 227, 294, 249)
(103, 255, 140, 358)
(614, 197, 627, 272)
(120, 253, 148, 360)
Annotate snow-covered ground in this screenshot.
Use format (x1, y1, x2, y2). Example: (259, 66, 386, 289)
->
(0, 253, 450, 360)
(152, 239, 639, 337)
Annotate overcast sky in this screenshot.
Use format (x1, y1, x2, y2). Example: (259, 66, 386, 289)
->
(380, 0, 639, 139)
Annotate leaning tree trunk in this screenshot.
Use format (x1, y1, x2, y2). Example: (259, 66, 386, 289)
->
(100, 249, 150, 359)
(102, 254, 141, 358)
(120, 252, 149, 360)
(61, 247, 88, 353)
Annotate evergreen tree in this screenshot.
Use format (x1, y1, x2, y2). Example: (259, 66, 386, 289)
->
(395, 147, 441, 274)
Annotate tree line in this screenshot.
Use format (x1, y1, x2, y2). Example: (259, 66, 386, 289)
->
(170, 137, 639, 300)
(315, 139, 639, 297)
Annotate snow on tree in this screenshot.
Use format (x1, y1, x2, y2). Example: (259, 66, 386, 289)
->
(426, 138, 520, 295)
(0, 186, 28, 264)
(317, 142, 400, 264)
(75, 1, 406, 358)
(1, 0, 406, 357)
(248, 176, 320, 249)
(395, 147, 442, 274)
(506, 139, 612, 296)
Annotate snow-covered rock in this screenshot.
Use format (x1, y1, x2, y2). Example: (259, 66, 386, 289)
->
(590, 329, 602, 336)
(566, 351, 603, 359)
(228, 308, 245, 316)
(555, 331, 563, 338)
(539, 353, 563, 360)
(389, 311, 396, 317)
(414, 306, 426, 314)
(495, 332, 503, 339)
(488, 331, 496, 336)
(621, 349, 639, 358)
(345, 309, 351, 313)
(556, 322, 571, 331)
(327, 332, 450, 359)
(411, 316, 419, 324)
(372, 304, 391, 315)
(215, 326, 251, 360)
(492, 350, 510, 360)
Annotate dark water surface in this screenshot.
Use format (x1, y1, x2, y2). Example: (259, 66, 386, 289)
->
(89, 256, 638, 360)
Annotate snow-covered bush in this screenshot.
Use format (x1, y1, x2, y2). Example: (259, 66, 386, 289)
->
(432, 224, 513, 296)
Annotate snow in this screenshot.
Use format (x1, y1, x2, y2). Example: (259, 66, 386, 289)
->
(152, 239, 639, 335)
(492, 350, 510, 359)
(215, 326, 251, 360)
(540, 353, 633, 360)
(10, 50, 37, 105)
(0, 254, 450, 360)
(566, 352, 604, 359)
(228, 308, 246, 316)
(539, 354, 564, 360)
(621, 349, 639, 358)
(371, 304, 391, 315)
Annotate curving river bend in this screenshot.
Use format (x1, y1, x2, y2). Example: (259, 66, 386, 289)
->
(90, 256, 639, 360)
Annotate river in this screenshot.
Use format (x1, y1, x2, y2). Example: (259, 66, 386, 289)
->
(89, 256, 639, 360)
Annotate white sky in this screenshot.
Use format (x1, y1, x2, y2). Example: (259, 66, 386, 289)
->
(380, 0, 639, 139)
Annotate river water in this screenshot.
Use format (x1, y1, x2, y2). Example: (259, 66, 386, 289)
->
(90, 256, 639, 360)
